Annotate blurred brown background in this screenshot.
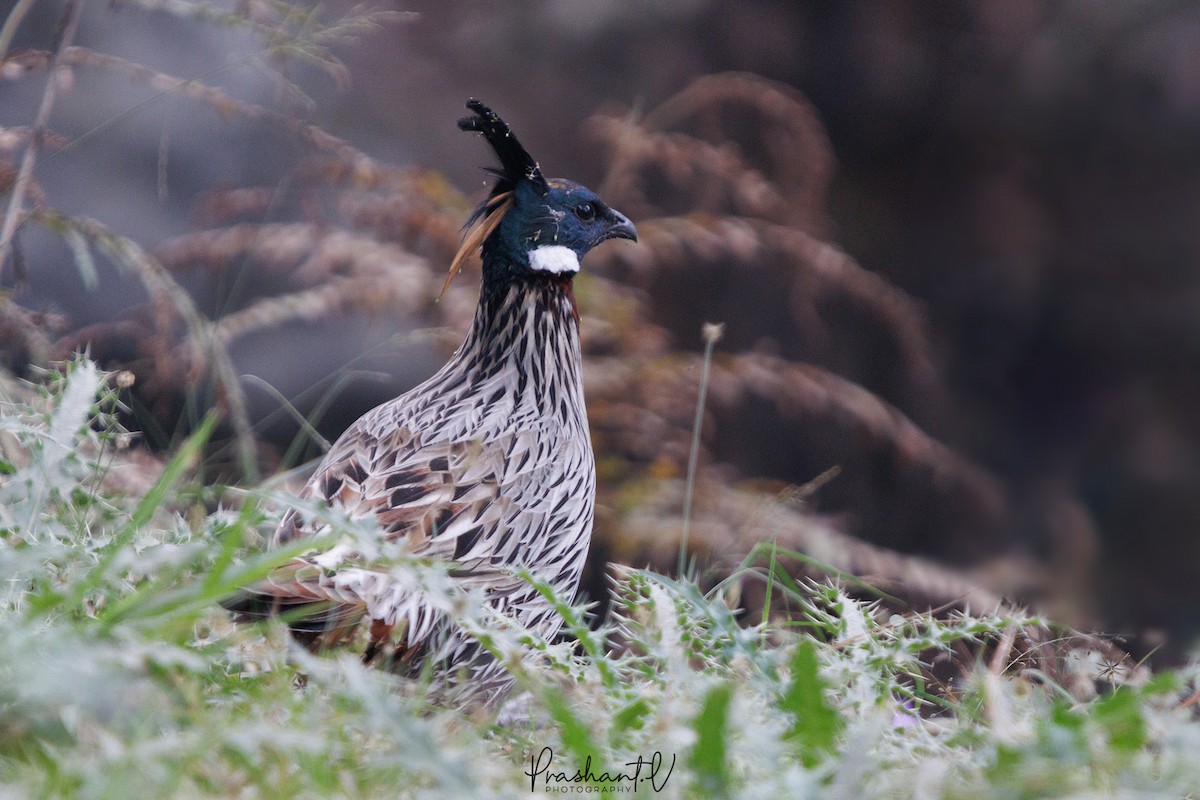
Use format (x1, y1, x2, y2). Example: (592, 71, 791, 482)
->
(3, 1, 1199, 663)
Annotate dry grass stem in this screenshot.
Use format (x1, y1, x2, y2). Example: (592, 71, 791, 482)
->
(679, 321, 725, 577)
(0, 0, 39, 59)
(34, 209, 259, 480)
(0, 0, 84, 279)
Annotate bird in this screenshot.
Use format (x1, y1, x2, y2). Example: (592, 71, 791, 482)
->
(224, 99, 637, 706)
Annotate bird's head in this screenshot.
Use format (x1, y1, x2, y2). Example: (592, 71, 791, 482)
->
(442, 99, 637, 294)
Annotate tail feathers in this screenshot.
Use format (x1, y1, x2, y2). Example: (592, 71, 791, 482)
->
(221, 565, 366, 648)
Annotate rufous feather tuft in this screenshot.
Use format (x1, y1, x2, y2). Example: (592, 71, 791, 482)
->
(438, 193, 513, 299)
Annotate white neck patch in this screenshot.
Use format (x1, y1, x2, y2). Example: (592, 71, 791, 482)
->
(528, 245, 580, 275)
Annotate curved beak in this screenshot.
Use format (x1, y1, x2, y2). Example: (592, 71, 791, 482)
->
(603, 208, 638, 243)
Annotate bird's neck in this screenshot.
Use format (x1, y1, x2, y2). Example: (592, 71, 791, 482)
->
(454, 273, 585, 420)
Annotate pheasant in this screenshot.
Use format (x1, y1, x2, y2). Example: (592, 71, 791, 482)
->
(224, 100, 637, 705)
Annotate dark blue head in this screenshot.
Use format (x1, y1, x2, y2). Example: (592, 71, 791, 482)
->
(486, 177, 636, 277)
(452, 99, 636, 287)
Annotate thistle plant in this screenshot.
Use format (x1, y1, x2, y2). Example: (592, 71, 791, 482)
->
(1, 360, 1196, 798)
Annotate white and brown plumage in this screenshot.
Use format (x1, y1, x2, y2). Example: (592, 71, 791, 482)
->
(225, 100, 637, 705)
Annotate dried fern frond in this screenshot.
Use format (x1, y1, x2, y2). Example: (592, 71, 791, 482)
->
(644, 72, 834, 220)
(613, 477, 1007, 615)
(156, 224, 430, 282)
(591, 119, 795, 223)
(593, 214, 940, 397)
(719, 351, 1003, 517)
(594, 72, 834, 232)
(212, 273, 432, 348)
(190, 187, 281, 227)
(336, 173, 468, 257)
(33, 209, 259, 480)
(156, 224, 325, 277)
(0, 126, 71, 155)
(106, 0, 407, 87)
(48, 47, 385, 180)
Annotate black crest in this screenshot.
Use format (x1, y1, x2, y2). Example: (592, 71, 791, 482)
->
(458, 99, 549, 198)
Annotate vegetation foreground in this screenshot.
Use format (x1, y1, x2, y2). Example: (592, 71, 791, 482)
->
(2, 362, 1199, 799)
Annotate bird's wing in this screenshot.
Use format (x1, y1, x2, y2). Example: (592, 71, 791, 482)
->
(290, 422, 511, 555)
(229, 412, 578, 648)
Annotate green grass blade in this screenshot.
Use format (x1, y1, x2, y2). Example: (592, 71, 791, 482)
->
(62, 411, 217, 619)
(688, 682, 732, 799)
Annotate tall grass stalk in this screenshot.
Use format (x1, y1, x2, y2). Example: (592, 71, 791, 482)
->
(678, 321, 724, 578)
(0, 0, 84, 275)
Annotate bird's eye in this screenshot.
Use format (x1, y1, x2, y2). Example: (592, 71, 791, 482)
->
(574, 202, 596, 221)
